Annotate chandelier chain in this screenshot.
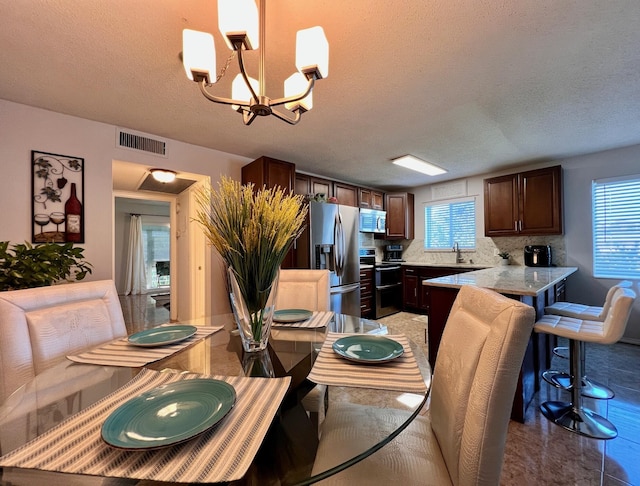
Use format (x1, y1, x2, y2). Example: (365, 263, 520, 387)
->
(211, 51, 237, 86)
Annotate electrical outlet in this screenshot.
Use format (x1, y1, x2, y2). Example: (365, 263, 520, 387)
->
(494, 249, 500, 256)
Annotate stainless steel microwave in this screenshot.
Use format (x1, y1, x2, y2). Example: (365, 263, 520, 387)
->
(359, 208, 386, 233)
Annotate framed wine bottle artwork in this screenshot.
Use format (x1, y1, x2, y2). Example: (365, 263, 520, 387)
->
(31, 150, 85, 243)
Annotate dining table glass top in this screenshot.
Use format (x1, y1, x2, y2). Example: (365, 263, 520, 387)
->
(0, 313, 431, 485)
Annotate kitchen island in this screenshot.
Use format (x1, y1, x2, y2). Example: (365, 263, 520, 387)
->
(423, 265, 577, 422)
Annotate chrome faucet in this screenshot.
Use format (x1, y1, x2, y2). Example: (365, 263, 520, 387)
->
(453, 242, 464, 263)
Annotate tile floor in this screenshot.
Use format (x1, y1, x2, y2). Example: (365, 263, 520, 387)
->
(118, 298, 640, 486)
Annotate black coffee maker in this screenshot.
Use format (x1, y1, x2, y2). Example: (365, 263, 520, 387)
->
(383, 244, 404, 262)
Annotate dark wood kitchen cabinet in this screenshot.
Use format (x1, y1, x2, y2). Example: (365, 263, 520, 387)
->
(333, 182, 358, 207)
(385, 192, 414, 239)
(484, 165, 563, 236)
(242, 156, 295, 194)
(360, 267, 374, 318)
(358, 188, 384, 209)
(310, 176, 333, 199)
(242, 156, 298, 267)
(403, 265, 474, 314)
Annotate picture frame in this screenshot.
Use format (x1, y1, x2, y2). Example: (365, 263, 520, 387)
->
(31, 150, 85, 243)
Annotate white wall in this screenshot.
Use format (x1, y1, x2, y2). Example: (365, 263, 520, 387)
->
(0, 99, 250, 315)
(409, 149, 640, 343)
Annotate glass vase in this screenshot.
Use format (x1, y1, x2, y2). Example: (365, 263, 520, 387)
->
(228, 267, 279, 353)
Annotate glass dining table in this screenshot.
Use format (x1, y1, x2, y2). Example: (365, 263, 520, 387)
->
(0, 313, 431, 485)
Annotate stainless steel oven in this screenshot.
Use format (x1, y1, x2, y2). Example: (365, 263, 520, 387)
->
(374, 263, 402, 318)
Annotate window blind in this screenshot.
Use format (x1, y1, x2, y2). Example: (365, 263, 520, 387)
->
(592, 175, 640, 279)
(424, 198, 476, 250)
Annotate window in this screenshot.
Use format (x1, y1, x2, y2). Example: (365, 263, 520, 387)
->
(592, 174, 640, 279)
(141, 216, 170, 289)
(424, 197, 476, 250)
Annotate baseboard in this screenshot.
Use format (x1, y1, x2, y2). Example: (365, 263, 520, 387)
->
(620, 337, 640, 346)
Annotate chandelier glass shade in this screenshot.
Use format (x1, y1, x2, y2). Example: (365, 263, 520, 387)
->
(182, 0, 329, 125)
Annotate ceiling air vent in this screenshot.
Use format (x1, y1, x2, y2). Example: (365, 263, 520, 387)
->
(116, 128, 167, 157)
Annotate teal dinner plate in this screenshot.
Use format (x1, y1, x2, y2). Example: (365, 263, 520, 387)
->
(101, 379, 236, 450)
(127, 325, 197, 347)
(273, 309, 313, 323)
(332, 335, 404, 364)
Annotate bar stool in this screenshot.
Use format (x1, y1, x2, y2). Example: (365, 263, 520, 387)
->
(534, 287, 635, 439)
(543, 280, 632, 399)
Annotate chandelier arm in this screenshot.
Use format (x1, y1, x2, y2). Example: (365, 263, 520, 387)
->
(236, 46, 260, 103)
(243, 110, 258, 125)
(270, 108, 302, 125)
(269, 76, 315, 107)
(198, 79, 248, 107)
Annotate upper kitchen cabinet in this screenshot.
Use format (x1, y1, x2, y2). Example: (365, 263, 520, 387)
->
(242, 156, 295, 194)
(295, 173, 335, 199)
(358, 188, 384, 210)
(385, 192, 415, 239)
(243, 156, 297, 268)
(333, 182, 358, 207)
(310, 176, 333, 199)
(484, 165, 563, 236)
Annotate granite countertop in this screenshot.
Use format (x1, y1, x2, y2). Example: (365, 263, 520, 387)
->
(422, 266, 578, 297)
(401, 261, 488, 270)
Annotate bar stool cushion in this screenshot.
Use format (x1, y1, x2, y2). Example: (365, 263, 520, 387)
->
(535, 287, 635, 344)
(544, 280, 632, 321)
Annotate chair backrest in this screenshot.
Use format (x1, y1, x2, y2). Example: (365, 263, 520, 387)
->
(430, 285, 535, 486)
(275, 269, 330, 311)
(600, 287, 636, 344)
(599, 280, 633, 319)
(0, 280, 127, 403)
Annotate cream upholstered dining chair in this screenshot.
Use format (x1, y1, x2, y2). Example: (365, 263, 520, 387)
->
(273, 269, 330, 430)
(0, 279, 127, 403)
(311, 285, 535, 485)
(275, 269, 330, 312)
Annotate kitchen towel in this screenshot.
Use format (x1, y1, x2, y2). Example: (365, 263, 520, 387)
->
(0, 368, 290, 483)
(67, 325, 223, 367)
(307, 332, 428, 394)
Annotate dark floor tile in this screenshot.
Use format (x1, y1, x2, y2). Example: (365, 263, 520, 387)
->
(605, 437, 640, 486)
(603, 474, 635, 486)
(607, 403, 640, 444)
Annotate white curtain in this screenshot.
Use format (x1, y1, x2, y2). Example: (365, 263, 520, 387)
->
(124, 215, 147, 295)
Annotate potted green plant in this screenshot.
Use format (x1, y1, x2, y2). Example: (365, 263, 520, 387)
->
(498, 251, 510, 266)
(0, 241, 93, 291)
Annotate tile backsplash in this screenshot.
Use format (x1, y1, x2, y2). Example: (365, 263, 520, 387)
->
(360, 233, 566, 267)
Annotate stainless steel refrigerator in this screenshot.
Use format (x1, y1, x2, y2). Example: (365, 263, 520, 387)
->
(309, 201, 361, 316)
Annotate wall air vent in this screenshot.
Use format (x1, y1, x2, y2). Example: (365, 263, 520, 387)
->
(116, 128, 168, 157)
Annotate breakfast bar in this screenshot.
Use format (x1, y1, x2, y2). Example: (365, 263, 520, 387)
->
(423, 265, 578, 423)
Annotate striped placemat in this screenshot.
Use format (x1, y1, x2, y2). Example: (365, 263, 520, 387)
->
(66, 325, 223, 367)
(272, 310, 333, 329)
(0, 368, 291, 483)
(307, 333, 428, 393)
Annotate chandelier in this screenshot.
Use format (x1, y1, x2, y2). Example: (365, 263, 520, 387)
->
(182, 0, 329, 126)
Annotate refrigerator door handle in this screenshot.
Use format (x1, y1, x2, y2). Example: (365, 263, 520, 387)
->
(334, 211, 345, 278)
(330, 282, 360, 295)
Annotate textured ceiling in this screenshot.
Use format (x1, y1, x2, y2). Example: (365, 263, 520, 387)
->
(2, 1, 640, 191)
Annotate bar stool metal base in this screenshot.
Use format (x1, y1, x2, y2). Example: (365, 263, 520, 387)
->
(553, 346, 569, 359)
(542, 371, 615, 400)
(540, 400, 617, 440)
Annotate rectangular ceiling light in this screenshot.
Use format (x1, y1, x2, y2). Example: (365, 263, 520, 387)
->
(392, 155, 447, 176)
